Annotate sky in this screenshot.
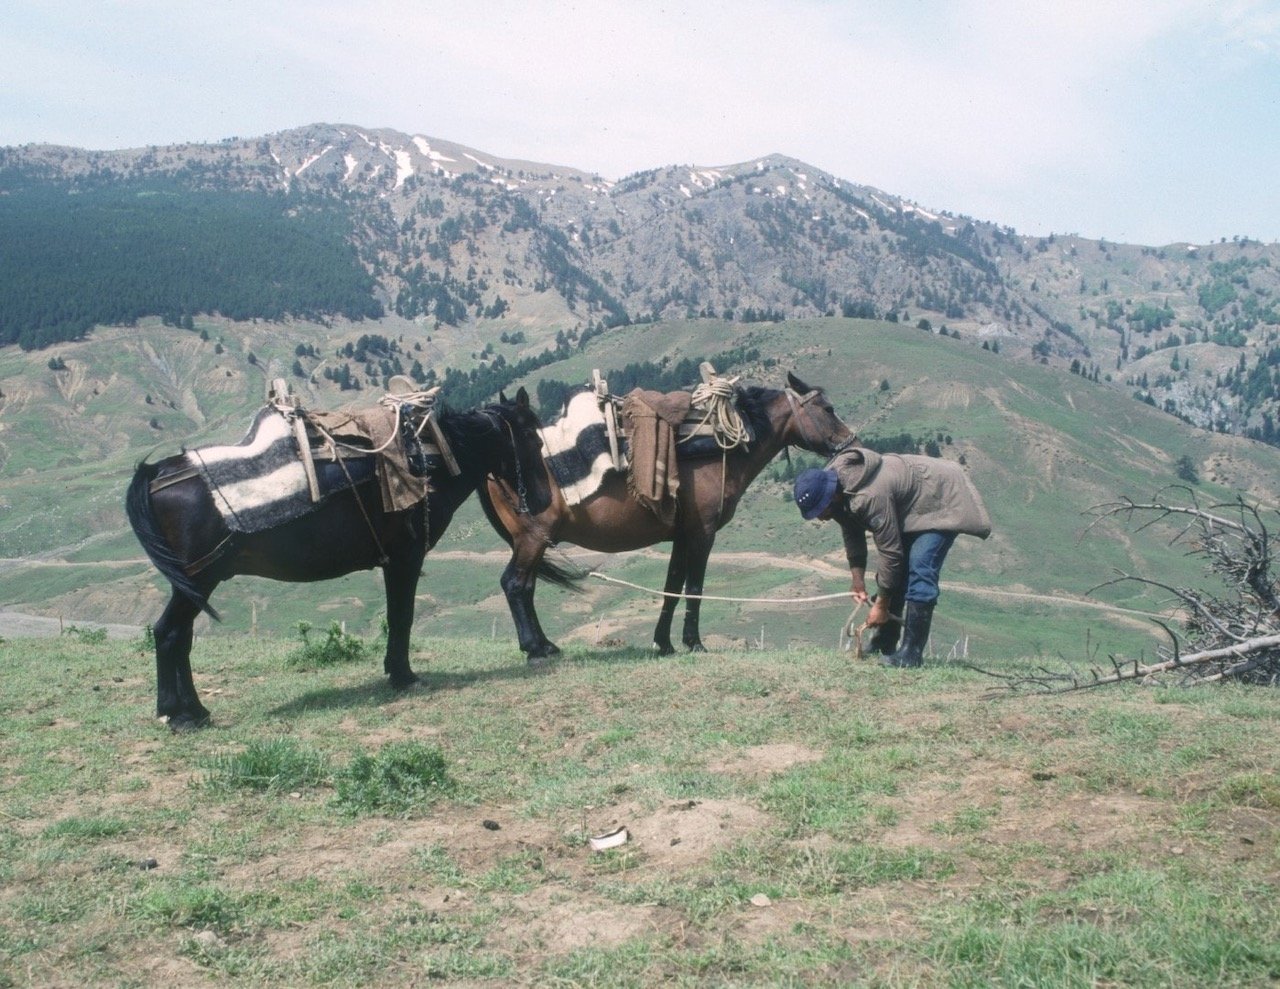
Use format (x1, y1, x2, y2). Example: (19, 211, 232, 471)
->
(3, 0, 1279, 246)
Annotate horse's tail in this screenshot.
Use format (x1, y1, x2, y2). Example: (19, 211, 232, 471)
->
(125, 462, 221, 621)
(474, 485, 585, 592)
(535, 554, 586, 591)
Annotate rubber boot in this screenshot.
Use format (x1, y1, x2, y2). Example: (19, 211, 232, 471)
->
(882, 601, 934, 668)
(867, 591, 904, 655)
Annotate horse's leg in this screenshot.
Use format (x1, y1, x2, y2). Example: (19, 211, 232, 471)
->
(652, 534, 689, 655)
(523, 580, 560, 661)
(499, 541, 559, 665)
(680, 536, 714, 653)
(154, 589, 210, 730)
(380, 553, 423, 689)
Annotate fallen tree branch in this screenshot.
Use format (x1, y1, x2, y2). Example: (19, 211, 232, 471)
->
(971, 633, 1280, 694)
(980, 489, 1280, 693)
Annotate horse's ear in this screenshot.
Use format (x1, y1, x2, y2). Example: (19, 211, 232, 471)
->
(499, 390, 509, 403)
(787, 371, 814, 394)
(515, 386, 530, 409)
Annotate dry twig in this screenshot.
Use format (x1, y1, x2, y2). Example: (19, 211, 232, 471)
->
(975, 486, 1280, 693)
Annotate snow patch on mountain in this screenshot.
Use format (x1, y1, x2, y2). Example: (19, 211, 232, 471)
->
(295, 146, 332, 176)
(394, 150, 413, 188)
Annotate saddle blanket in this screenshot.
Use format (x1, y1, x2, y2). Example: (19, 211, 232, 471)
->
(187, 408, 375, 533)
(540, 390, 616, 506)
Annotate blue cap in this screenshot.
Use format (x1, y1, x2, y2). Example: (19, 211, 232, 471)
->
(794, 468, 839, 520)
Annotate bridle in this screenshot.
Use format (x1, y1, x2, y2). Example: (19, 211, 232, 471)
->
(784, 387, 835, 453)
(494, 411, 531, 514)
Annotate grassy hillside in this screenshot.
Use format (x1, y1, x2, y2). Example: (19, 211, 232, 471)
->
(2, 635, 1278, 986)
(3, 315, 1280, 664)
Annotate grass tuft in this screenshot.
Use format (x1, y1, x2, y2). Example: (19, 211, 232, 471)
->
(286, 620, 367, 668)
(1217, 771, 1280, 809)
(203, 737, 330, 793)
(334, 741, 454, 815)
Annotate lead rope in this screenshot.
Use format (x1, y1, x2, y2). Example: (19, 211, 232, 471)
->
(584, 572, 903, 659)
(586, 570, 852, 603)
(589, 570, 862, 656)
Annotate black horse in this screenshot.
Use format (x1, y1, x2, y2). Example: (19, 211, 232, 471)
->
(126, 388, 546, 729)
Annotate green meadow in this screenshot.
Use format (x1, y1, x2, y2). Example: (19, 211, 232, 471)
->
(1, 633, 1277, 987)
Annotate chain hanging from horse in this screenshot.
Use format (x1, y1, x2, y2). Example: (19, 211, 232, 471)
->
(500, 414, 530, 514)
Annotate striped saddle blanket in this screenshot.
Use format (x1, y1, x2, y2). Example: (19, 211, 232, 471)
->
(185, 406, 424, 534)
(540, 391, 616, 506)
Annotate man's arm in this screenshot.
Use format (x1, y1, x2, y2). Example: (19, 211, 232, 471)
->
(841, 522, 871, 602)
(839, 511, 896, 624)
(863, 497, 905, 597)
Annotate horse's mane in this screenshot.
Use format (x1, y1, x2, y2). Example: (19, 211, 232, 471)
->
(735, 385, 784, 441)
(435, 402, 493, 444)
(435, 398, 553, 516)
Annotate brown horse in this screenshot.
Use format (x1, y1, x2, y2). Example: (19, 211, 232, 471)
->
(479, 372, 854, 659)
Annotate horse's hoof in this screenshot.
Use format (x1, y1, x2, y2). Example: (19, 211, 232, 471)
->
(526, 653, 553, 671)
(652, 641, 675, 656)
(389, 672, 421, 691)
(685, 642, 707, 654)
(164, 712, 211, 733)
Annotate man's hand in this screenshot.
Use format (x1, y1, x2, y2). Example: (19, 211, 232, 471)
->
(865, 596, 891, 627)
(850, 568, 868, 604)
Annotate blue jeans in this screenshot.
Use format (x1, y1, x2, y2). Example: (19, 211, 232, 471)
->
(903, 530, 956, 604)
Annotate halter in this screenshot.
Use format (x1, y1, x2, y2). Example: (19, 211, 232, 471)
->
(495, 412, 530, 514)
(783, 387, 827, 451)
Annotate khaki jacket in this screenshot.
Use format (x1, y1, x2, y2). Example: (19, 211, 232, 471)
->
(829, 448, 991, 593)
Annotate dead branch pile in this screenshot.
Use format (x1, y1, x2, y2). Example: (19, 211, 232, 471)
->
(978, 486, 1280, 693)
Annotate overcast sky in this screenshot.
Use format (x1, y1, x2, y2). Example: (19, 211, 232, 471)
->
(3, 0, 1278, 246)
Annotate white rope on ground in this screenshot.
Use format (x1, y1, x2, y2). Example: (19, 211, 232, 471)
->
(586, 569, 851, 604)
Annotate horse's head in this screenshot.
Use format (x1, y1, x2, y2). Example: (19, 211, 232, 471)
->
(485, 388, 551, 515)
(781, 372, 856, 456)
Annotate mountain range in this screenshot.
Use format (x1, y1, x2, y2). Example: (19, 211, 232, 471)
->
(4, 122, 1280, 442)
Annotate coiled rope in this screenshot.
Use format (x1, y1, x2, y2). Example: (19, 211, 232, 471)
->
(684, 375, 749, 450)
(267, 384, 442, 567)
(280, 386, 441, 456)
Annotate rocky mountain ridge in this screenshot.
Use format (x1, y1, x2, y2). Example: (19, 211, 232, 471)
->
(4, 123, 1280, 439)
